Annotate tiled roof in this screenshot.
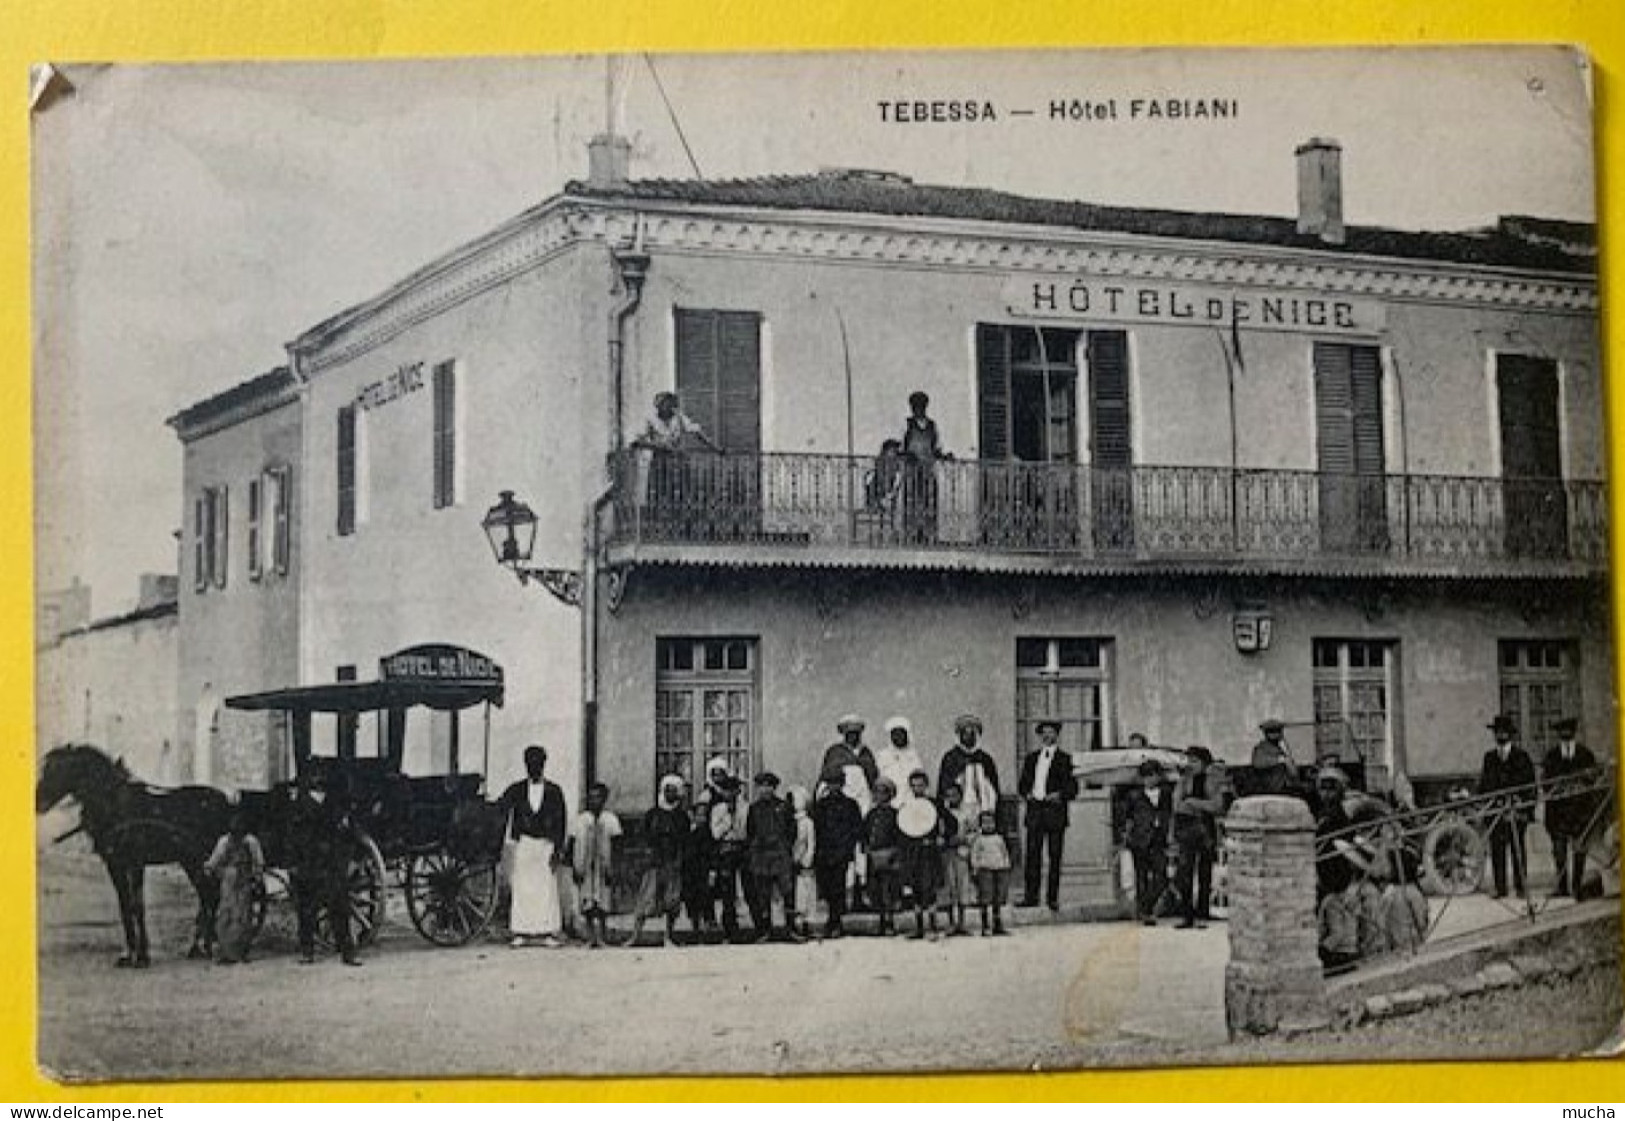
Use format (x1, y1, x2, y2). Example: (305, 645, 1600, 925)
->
(168, 366, 296, 433)
(565, 172, 1595, 275)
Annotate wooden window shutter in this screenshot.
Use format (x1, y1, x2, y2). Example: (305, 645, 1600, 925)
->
(675, 309, 719, 440)
(337, 405, 357, 536)
(273, 468, 292, 575)
(193, 496, 207, 592)
(432, 360, 456, 508)
(1350, 345, 1385, 475)
(1088, 330, 1132, 468)
(214, 486, 229, 589)
(977, 323, 1011, 460)
(716, 312, 761, 453)
(1313, 342, 1356, 474)
(247, 477, 263, 581)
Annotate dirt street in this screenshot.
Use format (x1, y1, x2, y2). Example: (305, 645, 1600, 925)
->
(37, 845, 1230, 1081)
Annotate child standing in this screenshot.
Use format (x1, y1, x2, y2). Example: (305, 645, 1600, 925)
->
(204, 809, 264, 965)
(745, 772, 799, 942)
(811, 764, 863, 939)
(788, 786, 818, 940)
(630, 775, 687, 948)
(569, 782, 622, 948)
(1119, 761, 1173, 927)
(969, 810, 1012, 936)
(941, 782, 976, 936)
(899, 770, 945, 940)
(863, 778, 903, 936)
(681, 799, 716, 941)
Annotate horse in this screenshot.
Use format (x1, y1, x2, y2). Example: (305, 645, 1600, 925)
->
(36, 744, 231, 967)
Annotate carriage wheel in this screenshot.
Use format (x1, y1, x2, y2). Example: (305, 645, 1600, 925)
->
(405, 850, 499, 946)
(318, 834, 387, 949)
(249, 868, 292, 942)
(1419, 819, 1486, 896)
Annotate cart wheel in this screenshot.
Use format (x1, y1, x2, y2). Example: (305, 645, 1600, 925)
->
(249, 868, 292, 944)
(406, 850, 499, 946)
(319, 834, 387, 949)
(1420, 819, 1485, 896)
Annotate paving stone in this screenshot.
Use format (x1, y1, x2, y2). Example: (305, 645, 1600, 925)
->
(1479, 961, 1521, 989)
(1448, 973, 1489, 998)
(1510, 953, 1552, 981)
(1389, 988, 1427, 1014)
(1364, 995, 1394, 1020)
(1417, 983, 1453, 1007)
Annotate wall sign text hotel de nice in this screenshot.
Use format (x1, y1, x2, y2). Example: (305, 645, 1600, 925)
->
(1003, 276, 1385, 336)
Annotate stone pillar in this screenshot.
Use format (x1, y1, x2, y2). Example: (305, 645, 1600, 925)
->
(1224, 795, 1329, 1036)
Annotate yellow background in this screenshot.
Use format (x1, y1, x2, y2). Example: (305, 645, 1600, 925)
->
(3, 0, 1622, 1102)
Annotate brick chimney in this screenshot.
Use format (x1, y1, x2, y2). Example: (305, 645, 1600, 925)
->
(1295, 137, 1345, 245)
(587, 133, 631, 188)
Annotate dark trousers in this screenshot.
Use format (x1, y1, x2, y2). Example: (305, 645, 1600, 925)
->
(1175, 840, 1214, 921)
(711, 850, 747, 936)
(1487, 819, 1528, 896)
(749, 866, 795, 931)
(1550, 832, 1587, 896)
(1023, 823, 1066, 907)
(293, 866, 353, 958)
(815, 863, 849, 930)
(1130, 845, 1166, 919)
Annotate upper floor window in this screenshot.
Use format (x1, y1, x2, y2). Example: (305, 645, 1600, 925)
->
(432, 360, 457, 509)
(193, 485, 229, 592)
(337, 404, 357, 537)
(249, 466, 293, 579)
(268, 466, 292, 575)
(674, 309, 761, 453)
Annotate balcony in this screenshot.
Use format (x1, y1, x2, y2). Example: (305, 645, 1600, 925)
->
(603, 450, 1607, 579)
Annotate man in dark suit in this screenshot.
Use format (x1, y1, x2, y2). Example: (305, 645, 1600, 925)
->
(1478, 714, 1537, 898)
(1018, 719, 1079, 911)
(1542, 716, 1599, 897)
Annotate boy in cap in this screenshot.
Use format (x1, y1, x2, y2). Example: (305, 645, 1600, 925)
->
(707, 771, 750, 941)
(812, 763, 864, 938)
(863, 778, 904, 936)
(1172, 746, 1226, 928)
(1250, 719, 1294, 795)
(1118, 760, 1173, 925)
(745, 772, 800, 941)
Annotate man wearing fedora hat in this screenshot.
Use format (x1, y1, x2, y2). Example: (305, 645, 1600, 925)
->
(1017, 719, 1078, 910)
(1478, 714, 1537, 898)
(1542, 716, 1599, 898)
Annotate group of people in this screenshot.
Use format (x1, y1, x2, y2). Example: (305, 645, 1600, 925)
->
(1114, 740, 1232, 929)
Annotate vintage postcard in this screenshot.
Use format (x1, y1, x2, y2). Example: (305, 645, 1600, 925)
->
(31, 47, 1620, 1081)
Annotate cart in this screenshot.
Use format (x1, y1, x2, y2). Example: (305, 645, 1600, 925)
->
(225, 643, 510, 948)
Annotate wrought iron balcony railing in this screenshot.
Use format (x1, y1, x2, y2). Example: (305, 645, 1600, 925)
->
(604, 450, 1607, 573)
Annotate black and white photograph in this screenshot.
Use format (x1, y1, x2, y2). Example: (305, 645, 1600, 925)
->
(30, 47, 1621, 1080)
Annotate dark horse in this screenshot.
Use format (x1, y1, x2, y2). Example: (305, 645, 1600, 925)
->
(36, 744, 231, 967)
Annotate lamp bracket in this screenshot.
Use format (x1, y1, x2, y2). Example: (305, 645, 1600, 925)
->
(516, 566, 583, 607)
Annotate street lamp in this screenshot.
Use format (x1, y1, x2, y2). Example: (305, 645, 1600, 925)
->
(481, 490, 581, 606)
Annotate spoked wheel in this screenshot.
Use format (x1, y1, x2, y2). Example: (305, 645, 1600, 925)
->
(318, 833, 387, 948)
(1420, 819, 1486, 896)
(406, 849, 499, 946)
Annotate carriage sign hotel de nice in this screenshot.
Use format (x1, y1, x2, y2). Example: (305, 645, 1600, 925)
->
(168, 127, 1605, 906)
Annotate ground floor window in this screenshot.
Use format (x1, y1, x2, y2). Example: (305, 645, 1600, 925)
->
(1312, 638, 1399, 784)
(1498, 639, 1579, 756)
(655, 637, 758, 796)
(1014, 636, 1115, 761)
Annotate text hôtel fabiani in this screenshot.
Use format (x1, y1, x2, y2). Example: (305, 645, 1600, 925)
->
(877, 97, 1241, 123)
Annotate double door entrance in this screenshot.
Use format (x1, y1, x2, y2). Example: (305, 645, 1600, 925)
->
(1013, 638, 1120, 911)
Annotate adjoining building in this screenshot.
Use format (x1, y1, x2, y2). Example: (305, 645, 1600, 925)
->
(36, 575, 181, 783)
(174, 135, 1606, 906)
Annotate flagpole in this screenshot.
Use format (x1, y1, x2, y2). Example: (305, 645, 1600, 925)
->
(836, 307, 855, 543)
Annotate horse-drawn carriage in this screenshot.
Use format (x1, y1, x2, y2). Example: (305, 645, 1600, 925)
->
(225, 643, 510, 948)
(36, 644, 512, 966)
